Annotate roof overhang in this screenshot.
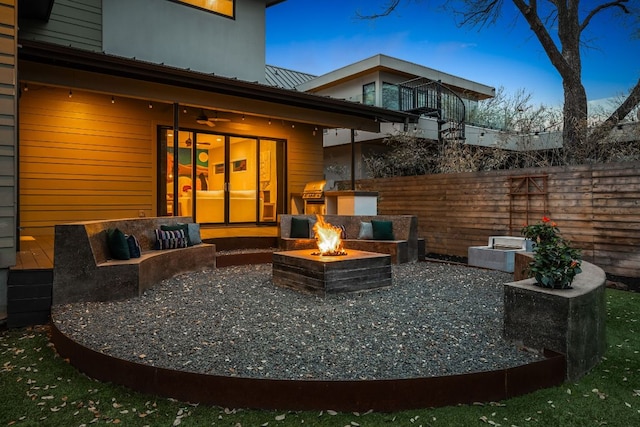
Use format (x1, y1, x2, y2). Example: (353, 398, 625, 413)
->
(18, 0, 55, 21)
(298, 54, 496, 101)
(18, 40, 418, 131)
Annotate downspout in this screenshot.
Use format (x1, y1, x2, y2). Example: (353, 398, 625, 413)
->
(350, 128, 356, 190)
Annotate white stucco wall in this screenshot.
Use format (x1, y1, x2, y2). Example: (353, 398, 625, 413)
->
(103, 0, 267, 83)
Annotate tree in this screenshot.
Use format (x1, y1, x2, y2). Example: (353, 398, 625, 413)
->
(362, 0, 640, 164)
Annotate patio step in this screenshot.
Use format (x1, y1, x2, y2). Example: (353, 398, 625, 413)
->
(7, 269, 53, 328)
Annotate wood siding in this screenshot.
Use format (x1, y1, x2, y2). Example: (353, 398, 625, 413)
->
(355, 162, 640, 278)
(287, 129, 324, 195)
(0, 0, 16, 269)
(18, 85, 325, 236)
(18, 0, 101, 51)
(19, 87, 166, 236)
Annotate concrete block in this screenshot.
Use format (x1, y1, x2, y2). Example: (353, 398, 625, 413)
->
(504, 261, 607, 381)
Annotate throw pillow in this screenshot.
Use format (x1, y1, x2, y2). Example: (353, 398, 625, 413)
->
(290, 216, 310, 238)
(372, 220, 395, 240)
(358, 221, 373, 240)
(338, 224, 347, 239)
(185, 223, 202, 245)
(161, 223, 191, 246)
(106, 228, 130, 260)
(126, 234, 141, 258)
(309, 216, 318, 238)
(154, 229, 187, 249)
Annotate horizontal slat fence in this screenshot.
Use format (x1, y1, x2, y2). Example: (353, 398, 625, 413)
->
(355, 161, 640, 278)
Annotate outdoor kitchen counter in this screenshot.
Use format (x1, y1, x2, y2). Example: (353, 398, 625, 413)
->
(325, 191, 379, 215)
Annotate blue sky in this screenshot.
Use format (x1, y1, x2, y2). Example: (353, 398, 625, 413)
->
(266, 1, 640, 107)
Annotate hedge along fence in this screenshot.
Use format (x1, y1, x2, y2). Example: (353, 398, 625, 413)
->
(354, 161, 640, 279)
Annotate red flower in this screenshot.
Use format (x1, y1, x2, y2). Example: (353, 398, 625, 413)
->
(551, 221, 557, 227)
(542, 216, 550, 223)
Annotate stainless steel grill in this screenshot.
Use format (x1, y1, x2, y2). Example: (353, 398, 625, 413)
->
(302, 180, 327, 215)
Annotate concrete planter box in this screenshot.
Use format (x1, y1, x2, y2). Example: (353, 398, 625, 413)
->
(504, 261, 607, 381)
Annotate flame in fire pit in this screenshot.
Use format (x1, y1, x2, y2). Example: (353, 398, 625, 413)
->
(312, 215, 347, 256)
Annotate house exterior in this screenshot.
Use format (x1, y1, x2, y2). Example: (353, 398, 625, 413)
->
(291, 54, 497, 180)
(0, 0, 416, 318)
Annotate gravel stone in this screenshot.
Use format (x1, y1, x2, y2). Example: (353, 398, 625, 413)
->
(52, 262, 541, 380)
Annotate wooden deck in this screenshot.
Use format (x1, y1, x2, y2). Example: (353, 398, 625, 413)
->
(13, 236, 55, 270)
(12, 226, 279, 271)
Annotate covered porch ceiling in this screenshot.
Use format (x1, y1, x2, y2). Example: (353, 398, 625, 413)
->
(18, 40, 418, 132)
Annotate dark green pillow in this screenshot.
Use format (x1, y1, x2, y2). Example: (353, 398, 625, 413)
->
(106, 228, 131, 260)
(372, 220, 394, 240)
(162, 223, 191, 246)
(290, 216, 310, 238)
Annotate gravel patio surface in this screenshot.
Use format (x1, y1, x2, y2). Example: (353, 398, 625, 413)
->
(52, 262, 541, 381)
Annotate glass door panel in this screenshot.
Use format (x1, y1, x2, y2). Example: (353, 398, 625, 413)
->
(259, 139, 278, 222)
(229, 136, 257, 223)
(194, 133, 224, 223)
(175, 131, 193, 218)
(162, 128, 175, 216)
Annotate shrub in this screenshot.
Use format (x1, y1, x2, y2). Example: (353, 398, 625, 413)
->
(521, 216, 582, 289)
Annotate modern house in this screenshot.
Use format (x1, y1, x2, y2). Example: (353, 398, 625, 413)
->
(1, 0, 418, 321)
(292, 54, 496, 180)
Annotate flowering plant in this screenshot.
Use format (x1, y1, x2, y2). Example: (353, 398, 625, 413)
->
(521, 216, 582, 289)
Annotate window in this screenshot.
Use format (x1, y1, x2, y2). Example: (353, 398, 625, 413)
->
(174, 0, 234, 18)
(362, 82, 375, 106)
(382, 82, 399, 110)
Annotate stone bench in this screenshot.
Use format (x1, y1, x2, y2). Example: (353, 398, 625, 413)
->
(52, 216, 216, 305)
(468, 236, 533, 273)
(278, 214, 419, 264)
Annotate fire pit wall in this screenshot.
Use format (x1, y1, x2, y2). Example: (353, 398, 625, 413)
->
(504, 258, 607, 382)
(272, 249, 392, 295)
(278, 215, 419, 264)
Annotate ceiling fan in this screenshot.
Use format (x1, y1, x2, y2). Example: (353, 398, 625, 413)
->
(196, 109, 230, 127)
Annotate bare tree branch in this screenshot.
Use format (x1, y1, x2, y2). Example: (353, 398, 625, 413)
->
(580, 0, 630, 33)
(356, 0, 402, 19)
(589, 78, 640, 143)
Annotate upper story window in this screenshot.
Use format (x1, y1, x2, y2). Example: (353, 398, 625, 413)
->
(173, 0, 235, 18)
(362, 82, 376, 106)
(382, 82, 399, 110)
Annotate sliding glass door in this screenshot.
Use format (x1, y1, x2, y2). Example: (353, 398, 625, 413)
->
(160, 127, 284, 224)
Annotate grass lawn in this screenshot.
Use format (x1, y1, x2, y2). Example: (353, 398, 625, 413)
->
(1, 288, 638, 426)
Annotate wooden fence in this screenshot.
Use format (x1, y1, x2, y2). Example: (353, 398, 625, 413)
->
(355, 161, 640, 278)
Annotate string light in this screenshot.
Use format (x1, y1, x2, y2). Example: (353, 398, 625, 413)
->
(23, 83, 28, 92)
(148, 101, 153, 109)
(111, 96, 115, 104)
(268, 118, 271, 125)
(68, 89, 72, 98)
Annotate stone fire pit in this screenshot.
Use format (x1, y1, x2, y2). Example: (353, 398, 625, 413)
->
(272, 249, 391, 295)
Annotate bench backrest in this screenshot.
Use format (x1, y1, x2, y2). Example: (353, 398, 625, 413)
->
(55, 216, 194, 265)
(280, 214, 417, 241)
(489, 236, 530, 250)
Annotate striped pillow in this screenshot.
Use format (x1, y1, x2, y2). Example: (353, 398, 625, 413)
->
(154, 228, 187, 250)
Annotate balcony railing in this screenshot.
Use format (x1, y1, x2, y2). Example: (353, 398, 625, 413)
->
(398, 78, 466, 141)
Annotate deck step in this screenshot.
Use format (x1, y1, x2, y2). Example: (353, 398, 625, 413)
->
(7, 269, 53, 329)
(204, 236, 277, 251)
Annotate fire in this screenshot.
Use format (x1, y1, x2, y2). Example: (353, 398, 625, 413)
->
(312, 215, 346, 256)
